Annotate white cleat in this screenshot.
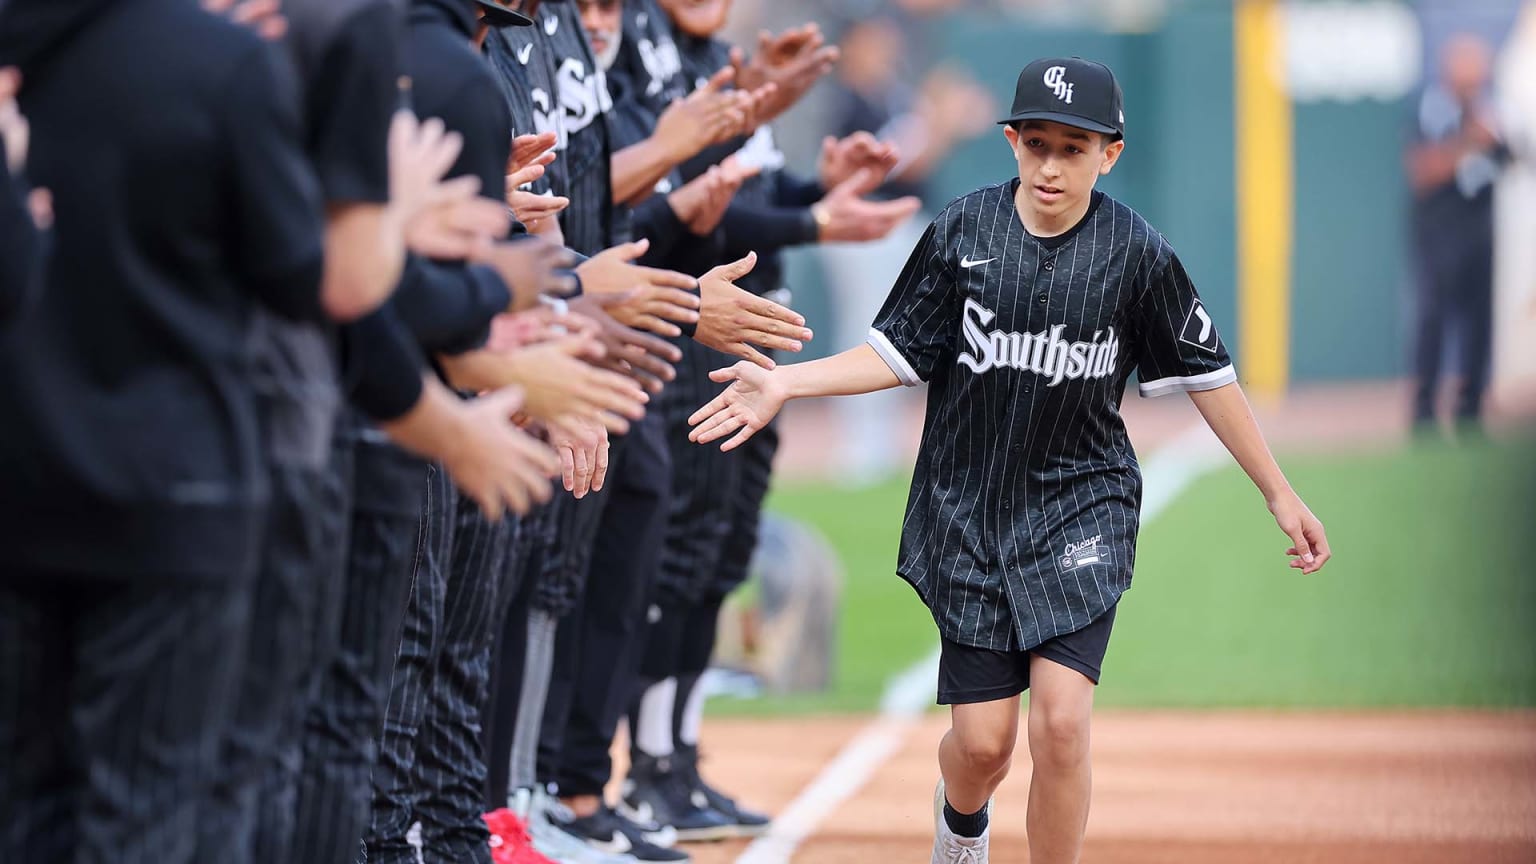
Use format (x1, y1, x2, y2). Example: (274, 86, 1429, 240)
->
(930, 780, 990, 864)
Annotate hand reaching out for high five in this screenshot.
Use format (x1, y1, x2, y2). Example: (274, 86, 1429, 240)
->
(576, 239, 701, 336)
(687, 361, 787, 451)
(568, 293, 681, 394)
(818, 132, 900, 191)
(652, 67, 746, 163)
(693, 253, 813, 369)
(548, 416, 609, 499)
(667, 156, 760, 236)
(729, 23, 839, 124)
(505, 132, 569, 235)
(811, 168, 921, 244)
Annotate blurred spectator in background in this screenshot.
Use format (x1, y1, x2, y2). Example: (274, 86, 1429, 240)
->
(1407, 33, 1510, 438)
(818, 3, 992, 483)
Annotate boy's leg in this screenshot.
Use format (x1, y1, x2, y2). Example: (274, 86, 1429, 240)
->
(1022, 604, 1116, 864)
(937, 696, 1019, 815)
(1023, 656, 1096, 864)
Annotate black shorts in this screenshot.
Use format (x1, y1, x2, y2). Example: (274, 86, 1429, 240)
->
(937, 605, 1117, 705)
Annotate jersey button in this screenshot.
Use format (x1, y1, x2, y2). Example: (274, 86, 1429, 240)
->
(1037, 293, 1047, 304)
(1043, 260, 1055, 271)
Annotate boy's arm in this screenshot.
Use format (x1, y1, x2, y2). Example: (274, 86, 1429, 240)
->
(689, 343, 901, 451)
(1187, 382, 1331, 574)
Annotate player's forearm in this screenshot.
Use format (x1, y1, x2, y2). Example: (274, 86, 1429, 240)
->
(436, 348, 529, 394)
(612, 138, 684, 206)
(780, 343, 902, 400)
(1187, 382, 1295, 504)
(322, 202, 406, 321)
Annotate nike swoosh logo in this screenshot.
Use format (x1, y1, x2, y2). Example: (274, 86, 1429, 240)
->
(960, 256, 996, 269)
(517, 43, 533, 65)
(592, 832, 632, 854)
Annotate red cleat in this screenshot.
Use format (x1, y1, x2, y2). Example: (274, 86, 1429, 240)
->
(484, 808, 558, 864)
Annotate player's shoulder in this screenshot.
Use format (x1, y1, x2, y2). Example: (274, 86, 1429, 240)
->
(1098, 193, 1177, 272)
(931, 180, 1016, 233)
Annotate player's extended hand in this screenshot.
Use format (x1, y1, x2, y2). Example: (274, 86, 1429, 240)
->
(477, 236, 580, 311)
(667, 156, 760, 235)
(818, 132, 899, 191)
(1268, 492, 1331, 575)
(687, 361, 787, 451)
(496, 336, 649, 434)
(693, 252, 812, 370)
(729, 24, 839, 123)
(812, 168, 922, 244)
(0, 67, 49, 229)
(576, 239, 701, 336)
(652, 66, 746, 162)
(440, 387, 559, 520)
(568, 293, 681, 394)
(548, 415, 609, 499)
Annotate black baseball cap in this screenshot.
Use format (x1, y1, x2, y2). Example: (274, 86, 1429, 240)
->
(475, 0, 535, 27)
(997, 57, 1125, 140)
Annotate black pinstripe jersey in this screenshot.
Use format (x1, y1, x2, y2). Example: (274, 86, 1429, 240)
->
(868, 181, 1236, 651)
(542, 0, 623, 253)
(483, 1, 622, 252)
(483, 20, 559, 198)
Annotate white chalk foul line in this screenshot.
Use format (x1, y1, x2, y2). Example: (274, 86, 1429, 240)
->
(735, 422, 1225, 864)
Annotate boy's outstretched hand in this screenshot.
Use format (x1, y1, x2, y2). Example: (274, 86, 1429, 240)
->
(1269, 492, 1331, 574)
(688, 361, 787, 451)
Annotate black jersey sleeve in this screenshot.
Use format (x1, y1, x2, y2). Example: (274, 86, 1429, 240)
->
(867, 216, 959, 386)
(223, 42, 327, 322)
(1130, 248, 1237, 397)
(309, 3, 398, 204)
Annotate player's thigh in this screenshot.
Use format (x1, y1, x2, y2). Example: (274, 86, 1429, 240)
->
(1025, 655, 1096, 760)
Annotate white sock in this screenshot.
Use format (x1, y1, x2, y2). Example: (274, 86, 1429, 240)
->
(634, 677, 677, 758)
(678, 674, 707, 747)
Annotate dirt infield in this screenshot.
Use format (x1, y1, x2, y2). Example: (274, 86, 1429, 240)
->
(670, 711, 1536, 863)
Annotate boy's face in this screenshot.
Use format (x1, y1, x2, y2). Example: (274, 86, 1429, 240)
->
(658, 0, 731, 38)
(1003, 119, 1123, 218)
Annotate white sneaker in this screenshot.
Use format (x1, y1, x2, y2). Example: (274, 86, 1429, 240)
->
(930, 780, 990, 864)
(527, 787, 640, 864)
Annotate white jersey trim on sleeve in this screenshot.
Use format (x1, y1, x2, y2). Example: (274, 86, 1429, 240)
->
(867, 327, 923, 387)
(1137, 365, 1237, 398)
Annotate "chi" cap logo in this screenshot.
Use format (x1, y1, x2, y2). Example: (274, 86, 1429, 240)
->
(1043, 65, 1073, 104)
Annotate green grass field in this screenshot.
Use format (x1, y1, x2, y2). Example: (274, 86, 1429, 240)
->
(716, 436, 1536, 715)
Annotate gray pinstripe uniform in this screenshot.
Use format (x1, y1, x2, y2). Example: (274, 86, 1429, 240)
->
(868, 181, 1235, 652)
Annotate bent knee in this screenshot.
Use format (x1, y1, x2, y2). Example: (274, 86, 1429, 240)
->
(1029, 705, 1091, 765)
(955, 728, 1016, 774)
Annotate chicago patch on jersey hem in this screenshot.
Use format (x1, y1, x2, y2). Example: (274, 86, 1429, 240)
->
(1060, 535, 1111, 571)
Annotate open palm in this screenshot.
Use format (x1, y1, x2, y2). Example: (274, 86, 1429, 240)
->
(687, 361, 786, 451)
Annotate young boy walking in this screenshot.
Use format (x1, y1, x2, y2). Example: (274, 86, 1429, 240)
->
(686, 57, 1332, 864)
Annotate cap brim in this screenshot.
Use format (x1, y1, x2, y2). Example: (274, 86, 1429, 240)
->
(475, 1, 534, 27)
(996, 110, 1120, 137)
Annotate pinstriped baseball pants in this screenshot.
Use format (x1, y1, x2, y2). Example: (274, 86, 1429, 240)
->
(366, 466, 515, 864)
(0, 570, 252, 864)
(292, 439, 428, 864)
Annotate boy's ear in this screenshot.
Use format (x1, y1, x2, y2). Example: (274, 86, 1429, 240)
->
(1098, 138, 1125, 176)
